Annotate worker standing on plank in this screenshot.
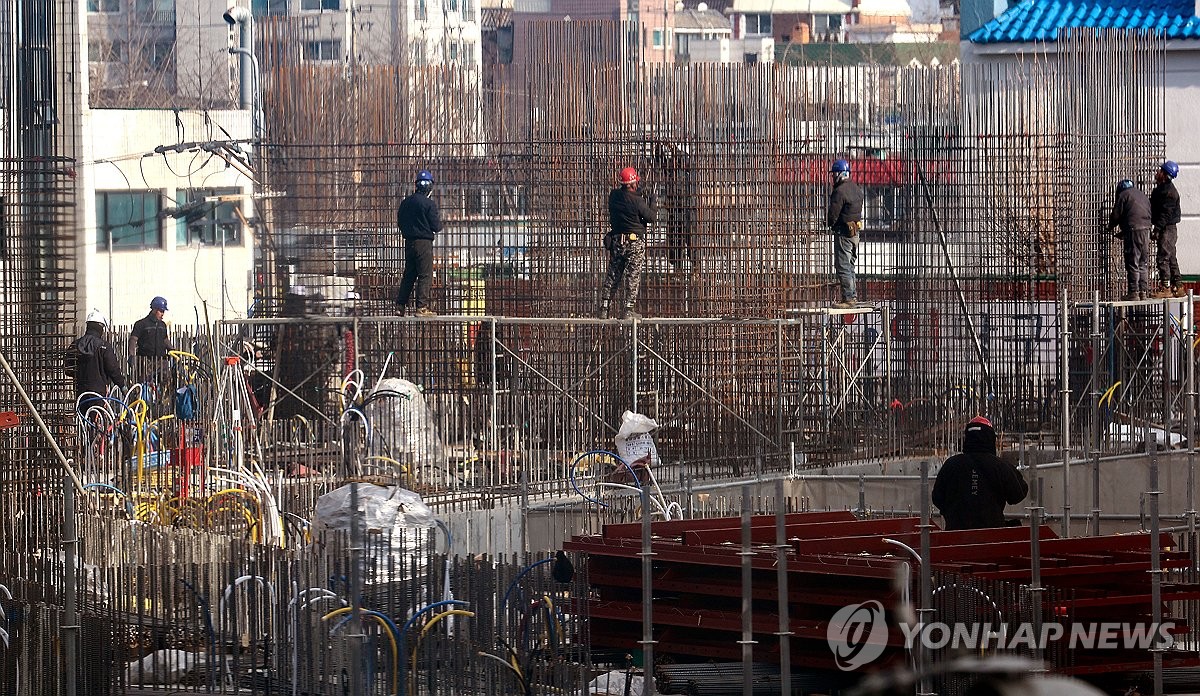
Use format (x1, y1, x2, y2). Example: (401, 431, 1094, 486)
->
(396, 169, 443, 317)
(1109, 178, 1153, 301)
(827, 158, 864, 309)
(598, 166, 656, 320)
(1151, 160, 1183, 298)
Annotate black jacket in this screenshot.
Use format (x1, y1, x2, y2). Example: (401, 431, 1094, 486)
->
(1110, 186, 1152, 235)
(608, 187, 656, 235)
(1151, 179, 1181, 229)
(67, 325, 127, 398)
(397, 191, 443, 241)
(130, 312, 170, 357)
(931, 426, 1028, 531)
(827, 179, 864, 232)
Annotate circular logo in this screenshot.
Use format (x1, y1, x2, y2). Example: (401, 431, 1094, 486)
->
(827, 600, 888, 671)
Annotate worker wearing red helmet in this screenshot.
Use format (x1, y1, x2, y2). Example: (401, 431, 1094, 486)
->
(932, 416, 1028, 531)
(598, 166, 657, 320)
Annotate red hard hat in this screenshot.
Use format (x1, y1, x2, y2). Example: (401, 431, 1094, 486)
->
(967, 416, 992, 428)
(619, 167, 639, 185)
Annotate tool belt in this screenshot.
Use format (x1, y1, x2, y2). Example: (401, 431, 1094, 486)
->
(606, 232, 640, 251)
(839, 220, 862, 238)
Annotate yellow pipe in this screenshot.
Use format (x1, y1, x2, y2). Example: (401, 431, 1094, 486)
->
(411, 610, 475, 694)
(1099, 381, 1122, 409)
(321, 607, 400, 694)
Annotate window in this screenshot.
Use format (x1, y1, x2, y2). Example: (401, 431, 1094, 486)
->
(461, 0, 474, 21)
(461, 40, 474, 63)
(417, 0, 426, 20)
(175, 188, 243, 246)
(300, 0, 339, 10)
(135, 0, 174, 22)
(448, 40, 458, 62)
(448, 0, 456, 10)
(251, 0, 286, 16)
(88, 41, 125, 62)
(148, 40, 174, 69)
(303, 40, 341, 61)
(745, 13, 772, 35)
(87, 0, 119, 12)
(97, 191, 161, 251)
(652, 29, 663, 49)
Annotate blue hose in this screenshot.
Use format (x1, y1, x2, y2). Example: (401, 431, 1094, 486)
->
(568, 449, 641, 508)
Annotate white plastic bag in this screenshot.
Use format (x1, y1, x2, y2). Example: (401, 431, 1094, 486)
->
(313, 483, 435, 534)
(124, 649, 204, 685)
(588, 670, 645, 695)
(363, 378, 446, 479)
(614, 410, 659, 468)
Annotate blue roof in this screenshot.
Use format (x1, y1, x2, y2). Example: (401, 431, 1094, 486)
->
(969, 0, 1200, 44)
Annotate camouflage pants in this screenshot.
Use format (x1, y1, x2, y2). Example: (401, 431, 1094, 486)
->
(600, 237, 646, 310)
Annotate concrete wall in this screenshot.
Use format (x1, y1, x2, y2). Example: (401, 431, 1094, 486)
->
(795, 452, 1198, 536)
(437, 449, 1198, 556)
(78, 109, 255, 328)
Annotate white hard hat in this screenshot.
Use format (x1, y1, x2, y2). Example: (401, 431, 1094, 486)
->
(85, 308, 108, 327)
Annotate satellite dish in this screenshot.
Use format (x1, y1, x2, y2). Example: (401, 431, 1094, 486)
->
(698, 1, 707, 10)
(674, 1, 683, 10)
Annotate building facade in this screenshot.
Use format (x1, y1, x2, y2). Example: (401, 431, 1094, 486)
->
(85, 0, 483, 109)
(79, 109, 256, 326)
(961, 0, 1200, 277)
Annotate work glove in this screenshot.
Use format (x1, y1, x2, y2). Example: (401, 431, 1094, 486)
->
(1152, 226, 1163, 242)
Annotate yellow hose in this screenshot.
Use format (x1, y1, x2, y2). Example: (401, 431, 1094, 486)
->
(321, 607, 400, 694)
(411, 610, 475, 694)
(1099, 381, 1122, 409)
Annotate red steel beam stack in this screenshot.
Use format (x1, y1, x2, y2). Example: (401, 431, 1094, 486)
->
(564, 511, 1200, 677)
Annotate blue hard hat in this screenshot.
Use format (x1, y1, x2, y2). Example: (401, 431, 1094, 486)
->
(1162, 160, 1179, 179)
(150, 296, 168, 311)
(416, 170, 434, 184)
(1117, 179, 1134, 193)
(830, 159, 851, 174)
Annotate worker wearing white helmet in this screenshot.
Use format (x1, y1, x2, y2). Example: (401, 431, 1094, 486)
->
(66, 309, 126, 412)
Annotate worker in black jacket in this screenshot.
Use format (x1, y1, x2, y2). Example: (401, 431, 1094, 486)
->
(1109, 179, 1153, 301)
(396, 169, 443, 317)
(129, 296, 172, 360)
(827, 159, 864, 309)
(932, 417, 1028, 531)
(67, 309, 127, 414)
(1151, 160, 1183, 298)
(598, 166, 657, 320)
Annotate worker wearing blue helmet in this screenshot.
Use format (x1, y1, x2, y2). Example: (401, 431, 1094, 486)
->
(1109, 179, 1153, 301)
(827, 159, 864, 309)
(396, 169, 443, 317)
(129, 295, 173, 360)
(1151, 160, 1183, 298)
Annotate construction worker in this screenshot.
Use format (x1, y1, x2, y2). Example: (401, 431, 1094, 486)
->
(827, 159, 864, 309)
(1151, 160, 1183, 298)
(67, 309, 127, 414)
(128, 296, 172, 361)
(598, 166, 656, 320)
(1109, 179, 1153, 301)
(932, 416, 1028, 531)
(396, 169, 443, 317)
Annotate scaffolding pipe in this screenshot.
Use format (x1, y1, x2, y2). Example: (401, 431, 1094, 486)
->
(1187, 291, 1197, 575)
(1092, 289, 1102, 535)
(740, 485, 754, 696)
(640, 482, 657, 696)
(62, 477, 78, 696)
(1061, 285, 1072, 536)
(774, 479, 791, 696)
(1149, 431, 1164, 695)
